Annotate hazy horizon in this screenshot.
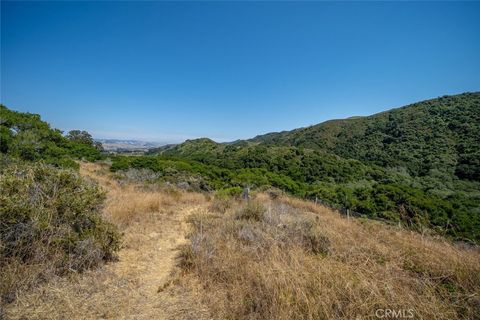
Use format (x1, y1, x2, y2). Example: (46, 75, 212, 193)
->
(2, 1, 479, 143)
(83, 90, 478, 144)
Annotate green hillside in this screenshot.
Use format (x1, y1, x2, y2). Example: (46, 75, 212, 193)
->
(143, 93, 480, 242)
(252, 92, 480, 180)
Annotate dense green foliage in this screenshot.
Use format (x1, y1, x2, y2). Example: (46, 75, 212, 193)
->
(0, 105, 103, 168)
(0, 161, 120, 302)
(111, 155, 302, 193)
(142, 93, 480, 242)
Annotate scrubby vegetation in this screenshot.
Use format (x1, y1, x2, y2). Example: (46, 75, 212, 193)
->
(180, 192, 480, 319)
(111, 149, 479, 242)
(0, 106, 120, 306)
(3, 160, 479, 319)
(0, 161, 120, 304)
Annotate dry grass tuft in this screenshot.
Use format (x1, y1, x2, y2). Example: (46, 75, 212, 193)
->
(180, 192, 480, 319)
(208, 196, 232, 214)
(234, 201, 266, 221)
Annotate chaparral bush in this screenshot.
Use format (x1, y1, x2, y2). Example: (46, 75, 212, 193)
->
(0, 162, 120, 303)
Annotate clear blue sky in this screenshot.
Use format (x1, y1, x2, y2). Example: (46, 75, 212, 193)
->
(1, 1, 479, 143)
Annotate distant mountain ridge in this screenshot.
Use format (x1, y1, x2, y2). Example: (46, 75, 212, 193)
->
(96, 139, 166, 152)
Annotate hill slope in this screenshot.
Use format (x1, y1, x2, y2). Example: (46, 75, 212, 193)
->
(252, 92, 480, 180)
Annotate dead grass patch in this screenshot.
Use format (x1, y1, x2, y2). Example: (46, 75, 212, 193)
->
(180, 193, 480, 319)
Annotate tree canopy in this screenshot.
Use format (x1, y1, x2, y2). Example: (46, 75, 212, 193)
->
(0, 105, 103, 167)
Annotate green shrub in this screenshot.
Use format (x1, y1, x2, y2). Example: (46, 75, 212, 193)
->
(0, 163, 121, 303)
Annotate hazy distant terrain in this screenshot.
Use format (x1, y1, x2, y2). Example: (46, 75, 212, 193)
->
(96, 139, 166, 153)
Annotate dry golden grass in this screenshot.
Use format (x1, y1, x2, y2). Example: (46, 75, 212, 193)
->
(80, 161, 205, 228)
(180, 193, 480, 320)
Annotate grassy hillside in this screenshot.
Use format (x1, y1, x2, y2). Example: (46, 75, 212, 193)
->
(111, 148, 480, 242)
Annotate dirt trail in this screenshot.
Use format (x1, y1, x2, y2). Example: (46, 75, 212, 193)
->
(5, 163, 210, 320)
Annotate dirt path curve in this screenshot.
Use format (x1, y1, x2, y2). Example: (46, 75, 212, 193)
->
(5, 163, 210, 320)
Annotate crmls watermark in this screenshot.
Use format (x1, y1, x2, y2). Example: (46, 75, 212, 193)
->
(374, 308, 415, 318)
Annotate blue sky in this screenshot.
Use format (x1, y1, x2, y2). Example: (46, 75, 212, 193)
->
(1, 1, 479, 143)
